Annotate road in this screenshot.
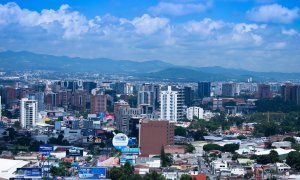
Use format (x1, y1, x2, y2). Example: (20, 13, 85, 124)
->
(198, 156, 217, 180)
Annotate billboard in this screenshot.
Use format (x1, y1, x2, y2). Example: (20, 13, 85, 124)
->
(112, 133, 128, 150)
(79, 167, 106, 179)
(39, 144, 54, 153)
(66, 148, 83, 157)
(128, 137, 137, 145)
(121, 148, 140, 155)
(87, 135, 102, 143)
(16, 168, 42, 178)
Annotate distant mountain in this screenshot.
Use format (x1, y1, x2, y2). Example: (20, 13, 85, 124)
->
(146, 67, 300, 82)
(0, 51, 299, 81)
(0, 51, 173, 73)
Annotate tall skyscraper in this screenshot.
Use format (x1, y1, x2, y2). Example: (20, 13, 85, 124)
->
(139, 120, 174, 154)
(184, 86, 194, 107)
(90, 93, 107, 115)
(137, 83, 156, 114)
(20, 98, 38, 128)
(256, 84, 272, 99)
(160, 86, 178, 122)
(27, 92, 45, 112)
(281, 84, 300, 105)
(198, 82, 211, 99)
(222, 83, 237, 97)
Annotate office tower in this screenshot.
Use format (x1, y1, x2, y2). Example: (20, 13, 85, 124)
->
(256, 84, 272, 99)
(281, 84, 300, 105)
(58, 89, 72, 110)
(114, 100, 130, 116)
(90, 93, 107, 115)
(20, 98, 38, 128)
(72, 90, 87, 112)
(184, 86, 193, 107)
(27, 92, 45, 112)
(83, 81, 97, 93)
(139, 120, 174, 154)
(176, 87, 185, 121)
(186, 107, 204, 120)
(137, 83, 156, 114)
(114, 82, 126, 94)
(115, 106, 142, 134)
(222, 83, 237, 97)
(160, 86, 178, 122)
(45, 92, 58, 110)
(198, 82, 211, 99)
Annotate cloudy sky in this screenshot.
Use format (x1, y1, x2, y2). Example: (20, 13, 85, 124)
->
(0, 0, 299, 72)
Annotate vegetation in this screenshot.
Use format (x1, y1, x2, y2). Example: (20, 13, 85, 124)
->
(286, 151, 300, 170)
(203, 143, 239, 153)
(180, 174, 193, 180)
(237, 135, 247, 140)
(48, 134, 70, 145)
(255, 150, 279, 164)
(186, 144, 195, 153)
(160, 146, 173, 167)
(175, 126, 187, 136)
(50, 162, 72, 177)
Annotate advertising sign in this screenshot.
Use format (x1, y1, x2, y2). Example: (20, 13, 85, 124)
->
(121, 148, 140, 155)
(112, 133, 128, 150)
(128, 137, 137, 145)
(16, 168, 42, 177)
(39, 144, 54, 153)
(87, 135, 102, 143)
(66, 148, 83, 157)
(79, 167, 106, 179)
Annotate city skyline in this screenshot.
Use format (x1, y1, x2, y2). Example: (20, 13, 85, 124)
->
(0, 0, 299, 72)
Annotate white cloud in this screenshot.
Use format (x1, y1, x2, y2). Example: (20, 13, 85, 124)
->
(149, 0, 212, 16)
(183, 18, 224, 35)
(247, 4, 299, 23)
(232, 23, 265, 45)
(281, 28, 298, 36)
(0, 2, 93, 38)
(124, 14, 169, 35)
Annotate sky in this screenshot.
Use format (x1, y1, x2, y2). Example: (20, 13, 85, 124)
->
(0, 0, 299, 72)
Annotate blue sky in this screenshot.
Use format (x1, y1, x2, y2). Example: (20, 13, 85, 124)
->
(0, 0, 299, 72)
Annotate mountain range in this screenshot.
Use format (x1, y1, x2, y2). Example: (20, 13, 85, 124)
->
(0, 51, 299, 81)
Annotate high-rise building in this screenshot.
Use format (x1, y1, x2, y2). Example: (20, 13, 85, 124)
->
(160, 86, 178, 122)
(27, 92, 45, 112)
(45, 92, 58, 110)
(90, 93, 107, 115)
(186, 107, 204, 120)
(72, 90, 87, 112)
(222, 83, 237, 97)
(256, 84, 272, 99)
(281, 84, 300, 105)
(20, 98, 38, 128)
(176, 86, 185, 121)
(115, 106, 142, 134)
(198, 82, 211, 99)
(137, 83, 156, 114)
(139, 120, 174, 154)
(184, 86, 194, 107)
(114, 82, 126, 94)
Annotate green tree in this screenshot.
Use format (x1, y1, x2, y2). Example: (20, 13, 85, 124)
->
(180, 174, 192, 180)
(175, 126, 187, 136)
(203, 144, 222, 152)
(186, 144, 195, 153)
(237, 135, 247, 140)
(283, 137, 296, 144)
(13, 121, 21, 129)
(160, 146, 173, 167)
(286, 151, 300, 170)
(222, 143, 239, 153)
(269, 150, 279, 163)
(143, 171, 166, 180)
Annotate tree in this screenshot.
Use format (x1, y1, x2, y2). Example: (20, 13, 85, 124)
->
(269, 150, 279, 163)
(286, 151, 300, 170)
(175, 126, 187, 136)
(283, 137, 296, 144)
(143, 171, 166, 180)
(222, 143, 239, 153)
(203, 144, 222, 152)
(186, 144, 195, 153)
(180, 174, 192, 180)
(237, 135, 247, 140)
(160, 146, 173, 167)
(13, 121, 21, 129)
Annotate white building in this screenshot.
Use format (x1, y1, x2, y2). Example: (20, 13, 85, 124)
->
(160, 86, 178, 122)
(20, 98, 38, 128)
(186, 106, 204, 120)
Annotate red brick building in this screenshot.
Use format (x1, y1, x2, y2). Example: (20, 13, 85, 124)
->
(139, 120, 174, 154)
